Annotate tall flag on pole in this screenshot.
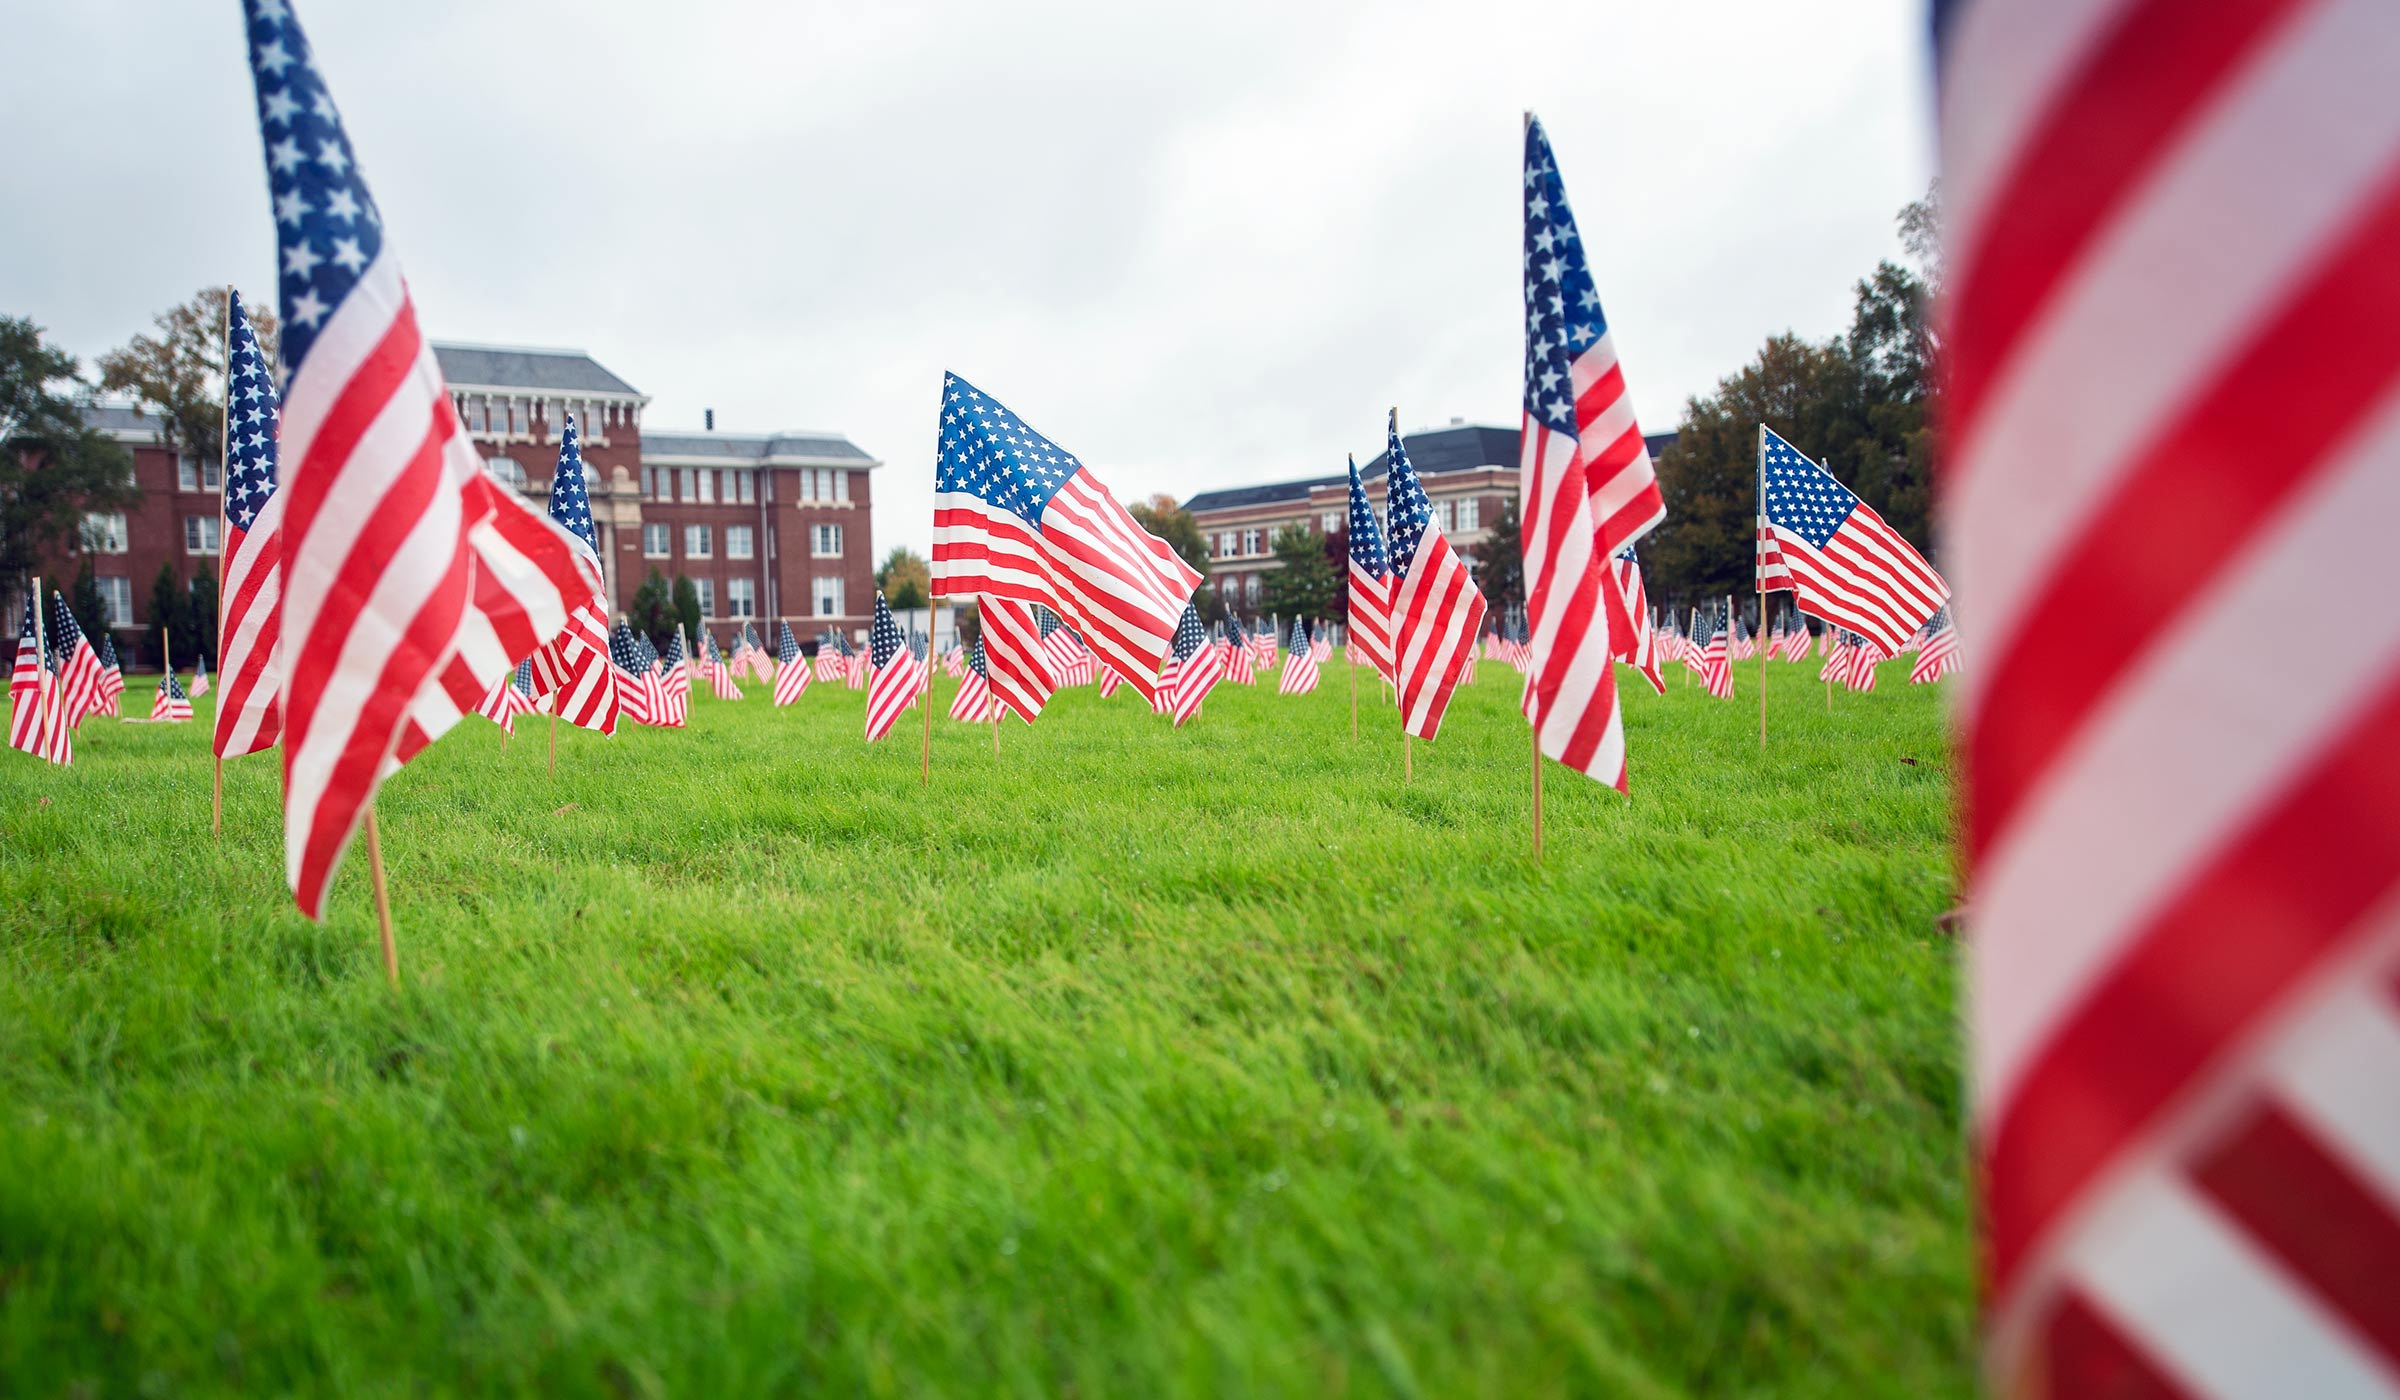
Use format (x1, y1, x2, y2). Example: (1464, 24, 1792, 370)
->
(1515, 115, 1665, 792)
(1166, 603, 1221, 727)
(862, 592, 922, 742)
(948, 636, 994, 722)
(526, 415, 619, 736)
(1276, 616, 1319, 696)
(1936, 3, 2400, 1392)
(93, 635, 125, 717)
(1754, 425, 1945, 656)
(9, 595, 65, 764)
(772, 622, 811, 706)
(47, 594, 105, 729)
(929, 374, 1200, 700)
(979, 595, 1057, 725)
(214, 284, 282, 763)
(1384, 412, 1484, 738)
(1343, 455, 1396, 683)
(242, 0, 599, 916)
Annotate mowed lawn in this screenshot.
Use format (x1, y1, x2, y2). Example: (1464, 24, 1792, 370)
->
(0, 656, 1969, 1398)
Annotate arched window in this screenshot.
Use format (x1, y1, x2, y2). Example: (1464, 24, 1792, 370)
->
(485, 456, 526, 491)
(1244, 575, 1261, 606)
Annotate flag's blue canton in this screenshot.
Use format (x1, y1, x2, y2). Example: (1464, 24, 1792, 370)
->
(1345, 456, 1390, 577)
(224, 289, 281, 532)
(638, 634, 658, 670)
(1288, 617, 1308, 653)
(661, 632, 684, 670)
(969, 636, 988, 678)
(609, 622, 644, 673)
(1036, 605, 1059, 638)
(1523, 116, 1606, 437)
(242, 0, 385, 371)
(164, 668, 189, 702)
(47, 591, 85, 668)
(546, 414, 599, 556)
(1383, 421, 1436, 576)
(16, 597, 34, 650)
(99, 636, 119, 670)
(1171, 604, 1207, 662)
(1759, 426, 1859, 551)
(935, 373, 1083, 528)
(870, 594, 906, 668)
(777, 623, 800, 666)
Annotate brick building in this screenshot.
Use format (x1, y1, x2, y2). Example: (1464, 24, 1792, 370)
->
(1182, 421, 1676, 615)
(30, 342, 879, 665)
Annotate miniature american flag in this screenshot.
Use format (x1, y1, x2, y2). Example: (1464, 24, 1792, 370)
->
(979, 595, 1056, 725)
(1906, 610, 1958, 686)
(1755, 425, 1945, 656)
(948, 636, 994, 723)
(93, 635, 124, 717)
(1166, 603, 1221, 727)
(930, 373, 1199, 700)
(862, 593, 922, 742)
(47, 593, 104, 730)
(1276, 616, 1319, 697)
(151, 668, 194, 723)
(475, 657, 535, 734)
(211, 297, 281, 761)
(9, 596, 66, 765)
(772, 622, 811, 707)
(1699, 609, 1733, 701)
(1344, 455, 1395, 684)
(1385, 414, 1483, 737)
(1224, 614, 1256, 685)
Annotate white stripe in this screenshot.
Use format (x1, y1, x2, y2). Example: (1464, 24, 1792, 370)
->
(2066, 1175, 2400, 1400)
(1954, 0, 2400, 719)
(1973, 381, 2400, 1114)
(2267, 979, 2400, 1216)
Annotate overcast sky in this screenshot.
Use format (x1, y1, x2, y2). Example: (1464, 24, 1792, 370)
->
(2, 0, 1933, 559)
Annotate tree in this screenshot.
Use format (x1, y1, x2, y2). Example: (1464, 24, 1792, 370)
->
(951, 599, 981, 648)
(188, 565, 219, 666)
(70, 559, 107, 642)
(1468, 498, 1523, 610)
(671, 574, 702, 641)
(95, 287, 278, 471)
(629, 568, 676, 648)
(1128, 495, 1211, 582)
(0, 316, 138, 602)
(874, 546, 931, 610)
(1191, 585, 1226, 627)
(1259, 523, 1336, 621)
(149, 562, 193, 666)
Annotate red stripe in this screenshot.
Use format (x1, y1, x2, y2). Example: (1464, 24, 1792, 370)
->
(1945, 0, 2311, 457)
(1983, 659, 2400, 1302)
(280, 310, 423, 575)
(2038, 1290, 2199, 1400)
(2191, 1100, 2400, 1368)
(1971, 167, 2400, 856)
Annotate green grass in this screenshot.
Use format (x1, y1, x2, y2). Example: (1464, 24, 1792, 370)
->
(0, 658, 1968, 1398)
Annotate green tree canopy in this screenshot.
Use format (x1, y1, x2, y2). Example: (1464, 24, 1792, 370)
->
(149, 562, 194, 666)
(1259, 523, 1336, 622)
(1, 316, 137, 601)
(1129, 495, 1210, 582)
(1467, 497, 1523, 610)
(96, 287, 278, 470)
(874, 546, 931, 611)
(629, 568, 676, 649)
(671, 575, 702, 642)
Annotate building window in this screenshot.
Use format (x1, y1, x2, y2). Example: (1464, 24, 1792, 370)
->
(686, 525, 712, 558)
(695, 470, 716, 504)
(676, 468, 694, 502)
(485, 456, 526, 490)
(97, 576, 133, 628)
(836, 471, 851, 503)
(1244, 575, 1261, 605)
(812, 523, 842, 557)
(82, 512, 128, 554)
(177, 453, 222, 492)
(726, 525, 754, 560)
(642, 523, 671, 557)
(642, 466, 662, 500)
(814, 574, 846, 618)
(694, 578, 715, 617)
(1321, 512, 1340, 534)
(1241, 529, 1262, 556)
(1456, 498, 1479, 532)
(734, 470, 756, 505)
(184, 515, 221, 554)
(727, 577, 756, 618)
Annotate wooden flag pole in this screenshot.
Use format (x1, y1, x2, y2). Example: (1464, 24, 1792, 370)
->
(30, 575, 52, 759)
(362, 804, 399, 991)
(920, 665, 934, 786)
(160, 621, 173, 716)
(1758, 595, 1770, 749)
(213, 288, 234, 837)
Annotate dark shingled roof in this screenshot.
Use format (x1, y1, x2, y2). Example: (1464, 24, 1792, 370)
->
(642, 431, 876, 464)
(1183, 424, 1680, 515)
(432, 343, 641, 396)
(80, 403, 165, 437)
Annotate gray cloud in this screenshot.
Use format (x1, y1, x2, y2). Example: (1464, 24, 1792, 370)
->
(0, 0, 1933, 558)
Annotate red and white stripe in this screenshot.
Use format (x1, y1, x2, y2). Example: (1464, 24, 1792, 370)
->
(215, 490, 281, 756)
(1755, 505, 1947, 658)
(1908, 622, 1961, 685)
(1699, 625, 1733, 701)
(1518, 408, 1631, 783)
(1610, 554, 1664, 697)
(1169, 646, 1222, 728)
(1942, 2, 2400, 1389)
(862, 647, 921, 743)
(472, 668, 532, 734)
(773, 650, 812, 706)
(948, 663, 992, 722)
(1277, 635, 1319, 696)
(979, 596, 1057, 724)
(9, 616, 65, 765)
(151, 677, 193, 722)
(1347, 561, 1394, 684)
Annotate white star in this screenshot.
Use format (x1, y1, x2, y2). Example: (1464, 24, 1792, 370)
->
(274, 190, 311, 227)
(256, 39, 295, 76)
(288, 288, 329, 329)
(311, 92, 339, 125)
(254, 0, 291, 19)
(262, 89, 300, 126)
(268, 137, 304, 173)
(1533, 227, 1556, 253)
(330, 237, 366, 273)
(314, 140, 350, 176)
(281, 240, 323, 280)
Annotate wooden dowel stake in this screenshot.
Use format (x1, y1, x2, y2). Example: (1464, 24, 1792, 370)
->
(363, 804, 399, 991)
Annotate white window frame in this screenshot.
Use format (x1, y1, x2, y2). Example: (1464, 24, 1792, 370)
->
(82, 511, 128, 554)
(694, 577, 715, 617)
(734, 470, 756, 505)
(184, 515, 221, 554)
(686, 524, 713, 558)
(97, 575, 133, 629)
(812, 523, 842, 558)
(814, 574, 846, 618)
(727, 577, 757, 618)
(642, 523, 671, 558)
(725, 525, 754, 560)
(1321, 512, 1340, 534)
(695, 470, 716, 504)
(1456, 498, 1479, 532)
(177, 453, 222, 492)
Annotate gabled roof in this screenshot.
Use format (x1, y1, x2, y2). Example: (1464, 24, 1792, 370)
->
(432, 342, 643, 398)
(641, 430, 878, 467)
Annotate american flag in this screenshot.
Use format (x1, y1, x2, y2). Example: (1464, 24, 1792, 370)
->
(1224, 613, 1256, 686)
(1817, 630, 1849, 685)
(1165, 603, 1222, 727)
(979, 594, 1057, 725)
(1840, 635, 1879, 694)
(930, 373, 1199, 700)
(651, 631, 689, 728)
(1517, 115, 1665, 792)
(1342, 454, 1397, 684)
(940, 643, 964, 679)
(1385, 413, 1485, 740)
(1037, 606, 1095, 687)
(93, 635, 125, 717)
(845, 632, 867, 691)
(1309, 625, 1331, 665)
(242, 0, 597, 915)
(190, 653, 210, 698)
(608, 623, 657, 726)
(1611, 552, 1663, 696)
(703, 631, 742, 701)
(768, 622, 808, 706)
(1276, 616, 1319, 696)
(151, 667, 194, 723)
(1095, 665, 1122, 700)
(475, 656, 535, 733)
(213, 274, 282, 758)
(1698, 608, 1733, 701)
(863, 592, 922, 742)
(9, 595, 66, 765)
(1755, 426, 1945, 657)
(1938, 6, 2400, 1391)
(948, 635, 994, 722)
(524, 416, 619, 736)
(47, 594, 104, 730)
(1907, 610, 1960, 686)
